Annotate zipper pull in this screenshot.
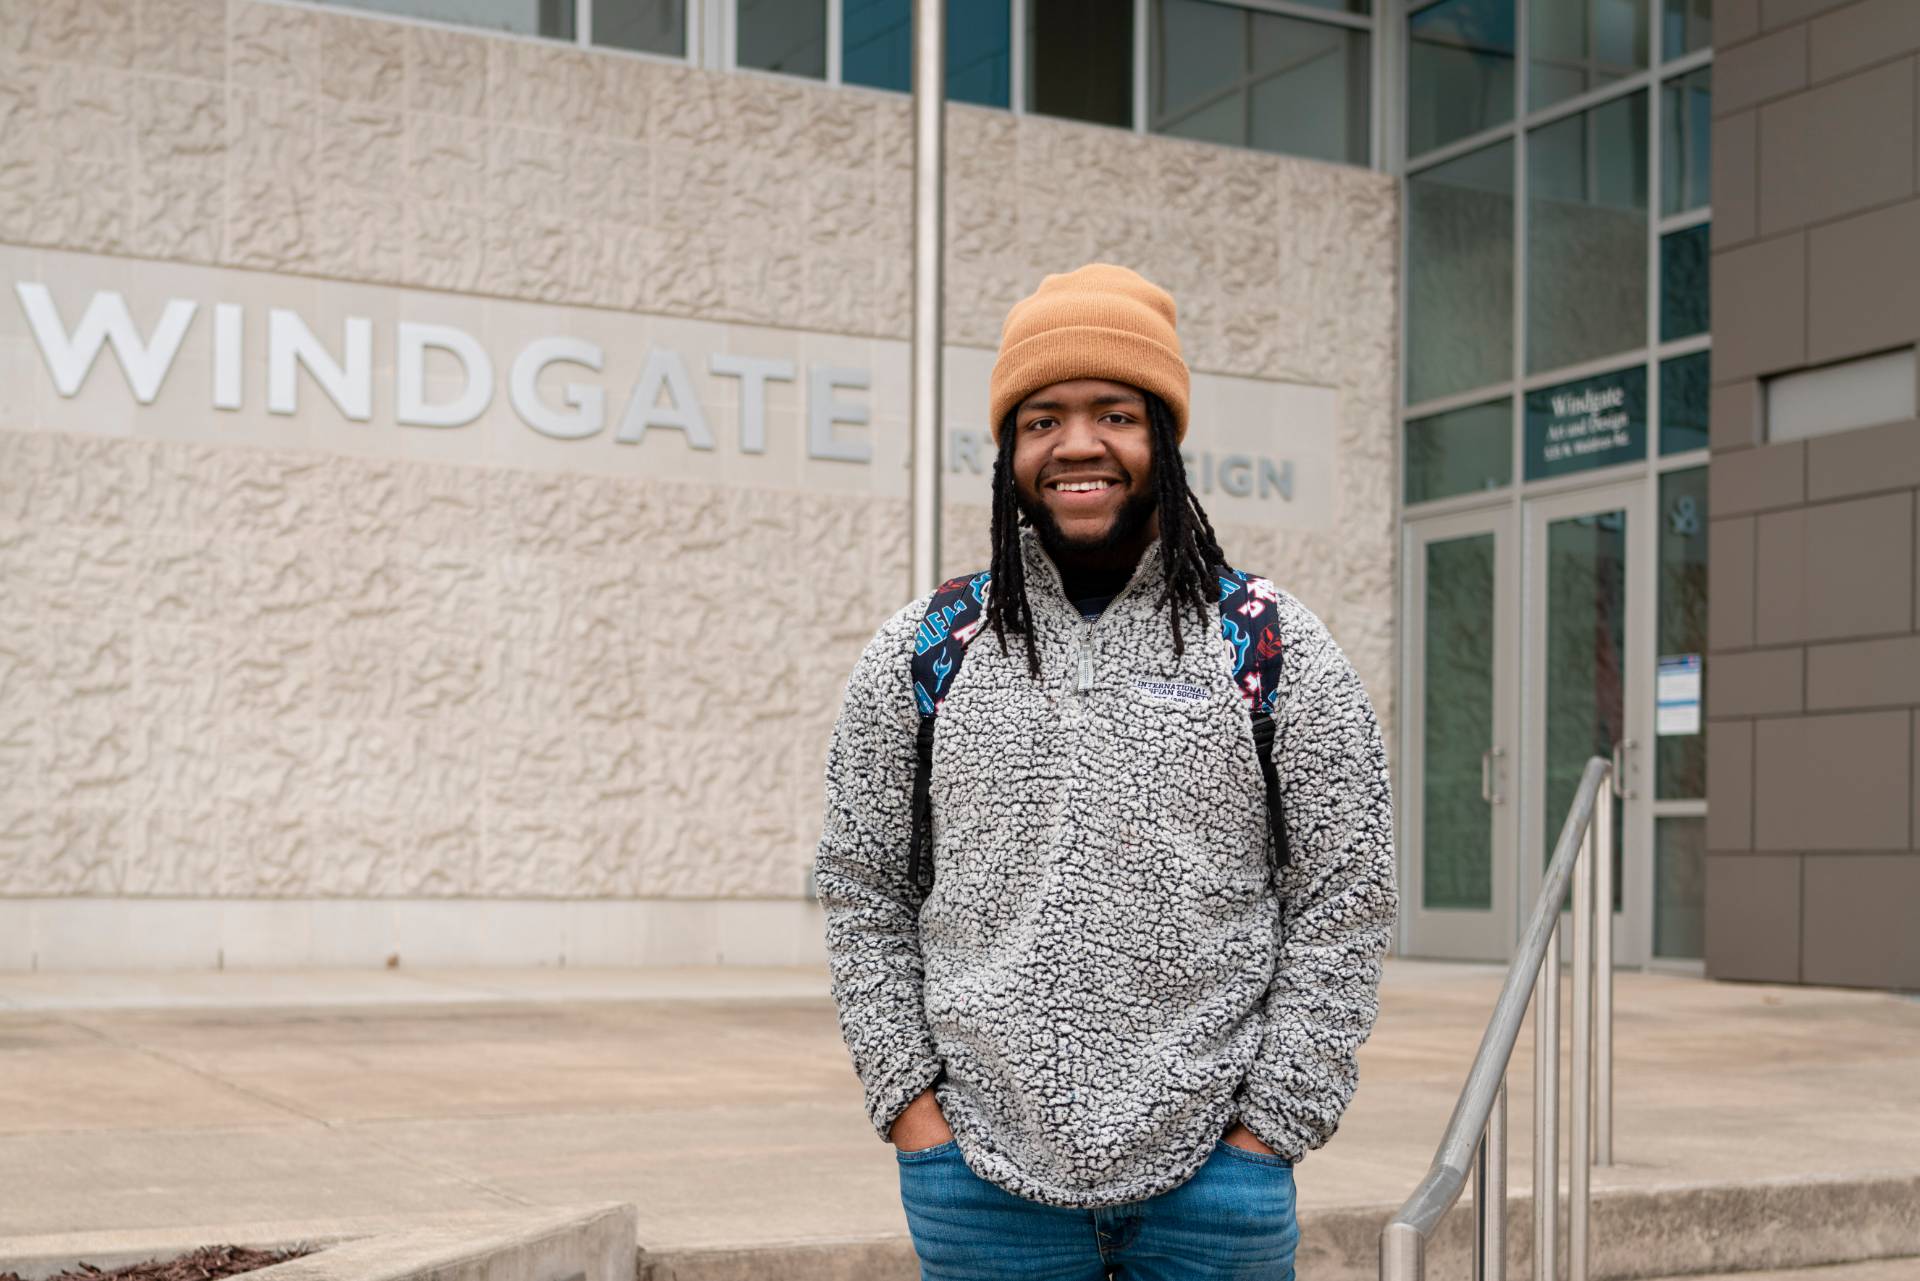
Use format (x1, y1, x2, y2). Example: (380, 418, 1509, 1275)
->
(1076, 636, 1095, 694)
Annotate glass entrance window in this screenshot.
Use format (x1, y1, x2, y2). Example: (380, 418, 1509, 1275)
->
(842, 0, 1012, 106)
(1544, 509, 1627, 906)
(596, 0, 686, 54)
(1660, 352, 1709, 454)
(1655, 816, 1705, 956)
(1406, 398, 1513, 503)
(1030, 0, 1135, 127)
(1662, 67, 1712, 216)
(1408, 0, 1517, 158)
(1656, 467, 1707, 798)
(1662, 0, 1712, 59)
(1530, 0, 1648, 111)
(1527, 91, 1648, 374)
(1151, 0, 1370, 165)
(738, 0, 827, 76)
(1408, 142, 1515, 405)
(1424, 533, 1498, 909)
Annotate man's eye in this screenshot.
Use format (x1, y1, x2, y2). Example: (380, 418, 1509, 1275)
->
(1026, 418, 1056, 431)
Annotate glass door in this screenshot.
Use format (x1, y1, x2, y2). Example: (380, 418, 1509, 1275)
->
(1521, 480, 1652, 967)
(1402, 506, 1519, 961)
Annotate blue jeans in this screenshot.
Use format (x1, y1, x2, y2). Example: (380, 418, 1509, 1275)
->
(896, 1139, 1299, 1281)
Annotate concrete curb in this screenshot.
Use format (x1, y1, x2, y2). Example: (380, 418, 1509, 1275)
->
(638, 1170, 1920, 1281)
(0, 1204, 637, 1281)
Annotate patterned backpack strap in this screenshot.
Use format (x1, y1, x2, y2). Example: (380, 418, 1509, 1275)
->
(907, 571, 992, 892)
(1216, 568, 1291, 868)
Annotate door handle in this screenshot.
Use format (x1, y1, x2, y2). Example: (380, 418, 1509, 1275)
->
(1481, 746, 1505, 805)
(1611, 738, 1637, 799)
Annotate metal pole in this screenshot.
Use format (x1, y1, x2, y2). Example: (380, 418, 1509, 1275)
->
(1595, 771, 1614, 1166)
(908, 0, 945, 598)
(1570, 811, 1593, 1281)
(1534, 926, 1559, 1281)
(1475, 1078, 1508, 1281)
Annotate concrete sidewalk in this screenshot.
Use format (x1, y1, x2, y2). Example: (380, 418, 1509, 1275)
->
(2, 960, 1916, 1277)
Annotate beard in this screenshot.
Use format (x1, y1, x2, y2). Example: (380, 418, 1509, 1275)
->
(1014, 480, 1159, 559)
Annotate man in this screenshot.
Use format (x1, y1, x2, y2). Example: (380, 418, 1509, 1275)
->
(814, 263, 1397, 1280)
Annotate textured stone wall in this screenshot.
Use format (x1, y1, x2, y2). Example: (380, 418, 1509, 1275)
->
(0, 0, 1399, 919)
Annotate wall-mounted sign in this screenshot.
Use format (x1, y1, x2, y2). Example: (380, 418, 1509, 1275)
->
(3, 247, 1341, 531)
(1657, 653, 1702, 736)
(1524, 365, 1647, 481)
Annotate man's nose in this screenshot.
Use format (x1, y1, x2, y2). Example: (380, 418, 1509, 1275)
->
(1052, 415, 1107, 459)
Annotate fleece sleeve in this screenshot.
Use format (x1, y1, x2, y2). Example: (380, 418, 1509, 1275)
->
(813, 601, 947, 1143)
(1231, 632, 1400, 1162)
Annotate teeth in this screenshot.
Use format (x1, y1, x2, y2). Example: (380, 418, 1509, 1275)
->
(1054, 481, 1112, 492)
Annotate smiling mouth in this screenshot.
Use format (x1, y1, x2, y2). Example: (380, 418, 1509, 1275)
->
(1048, 479, 1121, 493)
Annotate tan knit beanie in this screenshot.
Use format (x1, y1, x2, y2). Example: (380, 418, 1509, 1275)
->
(988, 262, 1190, 444)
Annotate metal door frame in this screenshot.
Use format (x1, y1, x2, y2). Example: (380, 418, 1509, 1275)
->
(1399, 502, 1519, 961)
(1519, 478, 1653, 969)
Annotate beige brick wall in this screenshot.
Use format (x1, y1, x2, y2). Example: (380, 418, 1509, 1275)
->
(0, 0, 1400, 963)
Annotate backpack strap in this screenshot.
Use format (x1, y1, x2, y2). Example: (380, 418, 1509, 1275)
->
(907, 571, 992, 891)
(1216, 569, 1291, 869)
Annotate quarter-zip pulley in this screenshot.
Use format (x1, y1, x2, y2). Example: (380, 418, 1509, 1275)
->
(1076, 633, 1096, 694)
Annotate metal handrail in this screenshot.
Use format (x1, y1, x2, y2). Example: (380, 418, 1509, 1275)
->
(1382, 756, 1616, 1281)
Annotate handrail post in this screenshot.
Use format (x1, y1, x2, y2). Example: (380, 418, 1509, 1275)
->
(1570, 798, 1594, 1281)
(1534, 922, 1558, 1281)
(1595, 770, 1614, 1166)
(1474, 1078, 1508, 1281)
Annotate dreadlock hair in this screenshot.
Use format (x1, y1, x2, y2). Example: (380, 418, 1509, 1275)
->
(983, 389, 1229, 678)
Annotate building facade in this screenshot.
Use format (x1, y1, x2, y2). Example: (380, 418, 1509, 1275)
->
(0, 0, 1397, 968)
(2, 0, 1913, 989)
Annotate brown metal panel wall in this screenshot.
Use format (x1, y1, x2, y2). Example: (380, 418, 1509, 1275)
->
(1708, 1, 1920, 989)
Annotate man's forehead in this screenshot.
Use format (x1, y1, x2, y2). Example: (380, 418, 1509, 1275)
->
(1017, 380, 1146, 412)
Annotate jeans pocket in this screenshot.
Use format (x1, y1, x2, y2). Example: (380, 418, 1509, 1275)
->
(895, 1138, 959, 1164)
(1213, 1139, 1295, 1168)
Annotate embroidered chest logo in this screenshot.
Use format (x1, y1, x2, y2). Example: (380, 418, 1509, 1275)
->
(1134, 678, 1209, 704)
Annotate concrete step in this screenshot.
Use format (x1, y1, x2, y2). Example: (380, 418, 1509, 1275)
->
(636, 1169, 1920, 1281)
(1645, 1262, 1920, 1281)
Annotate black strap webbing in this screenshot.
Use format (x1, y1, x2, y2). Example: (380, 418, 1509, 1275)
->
(1250, 711, 1291, 869)
(908, 718, 936, 891)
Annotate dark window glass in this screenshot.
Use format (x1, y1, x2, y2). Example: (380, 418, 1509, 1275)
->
(320, 0, 576, 39)
(1029, 0, 1134, 128)
(595, 0, 683, 54)
(842, 0, 1012, 108)
(1152, 0, 1369, 165)
(1527, 91, 1648, 373)
(1660, 223, 1709, 342)
(1659, 351, 1709, 454)
(1662, 0, 1711, 59)
(1408, 0, 1515, 157)
(1423, 532, 1496, 910)
(1405, 398, 1512, 504)
(1530, 0, 1647, 111)
(1287, 0, 1370, 11)
(739, 0, 826, 78)
(1524, 364, 1647, 480)
(1656, 465, 1707, 805)
(1408, 141, 1515, 404)
(1654, 817, 1705, 957)
(1662, 66, 1711, 215)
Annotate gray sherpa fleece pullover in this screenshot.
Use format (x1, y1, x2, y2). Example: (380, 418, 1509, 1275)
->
(814, 528, 1397, 1208)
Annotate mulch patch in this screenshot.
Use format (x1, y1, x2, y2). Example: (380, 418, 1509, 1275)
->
(0, 1244, 315, 1281)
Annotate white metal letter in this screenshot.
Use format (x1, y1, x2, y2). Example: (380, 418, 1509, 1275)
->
(509, 337, 605, 440)
(268, 308, 372, 421)
(808, 365, 872, 463)
(617, 348, 714, 449)
(15, 283, 195, 404)
(397, 322, 494, 428)
(708, 352, 795, 454)
(213, 302, 242, 410)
